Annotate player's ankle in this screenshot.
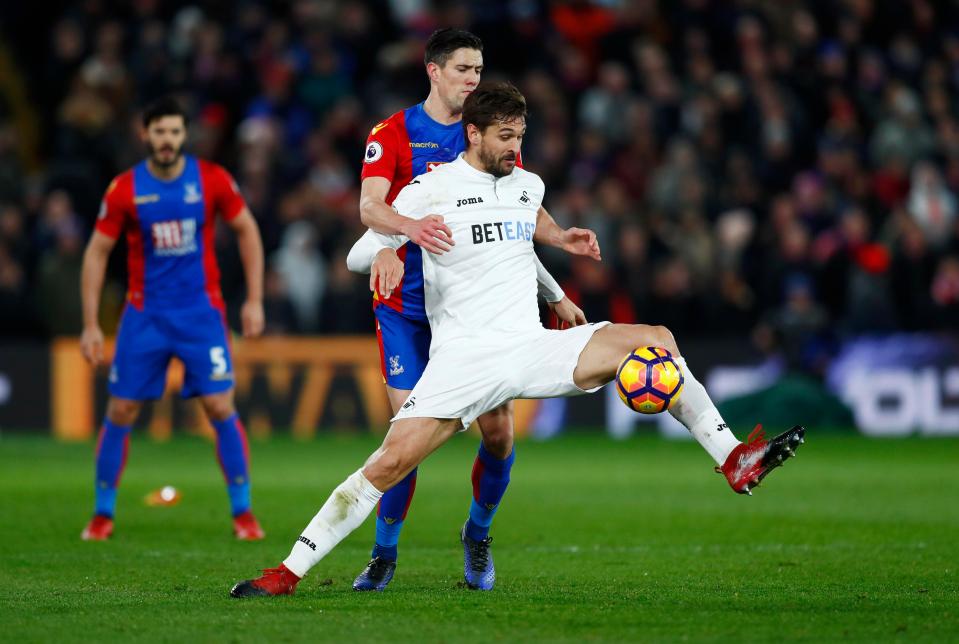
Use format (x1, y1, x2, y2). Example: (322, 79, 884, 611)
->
(372, 544, 397, 561)
(464, 518, 490, 542)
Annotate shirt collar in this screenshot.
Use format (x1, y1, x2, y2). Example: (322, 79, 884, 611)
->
(453, 153, 515, 183)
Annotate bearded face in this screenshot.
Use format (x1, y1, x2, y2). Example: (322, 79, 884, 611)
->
(143, 115, 186, 169)
(473, 117, 524, 178)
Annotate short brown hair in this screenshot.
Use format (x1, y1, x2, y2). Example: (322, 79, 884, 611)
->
(462, 82, 527, 143)
(425, 28, 483, 68)
(142, 96, 188, 128)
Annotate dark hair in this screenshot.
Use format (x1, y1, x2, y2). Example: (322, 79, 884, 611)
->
(142, 96, 189, 128)
(424, 28, 483, 68)
(462, 82, 527, 141)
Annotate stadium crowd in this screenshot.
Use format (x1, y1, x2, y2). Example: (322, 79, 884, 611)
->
(1, 0, 958, 371)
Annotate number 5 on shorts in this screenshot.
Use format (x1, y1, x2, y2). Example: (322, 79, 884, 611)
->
(210, 346, 228, 376)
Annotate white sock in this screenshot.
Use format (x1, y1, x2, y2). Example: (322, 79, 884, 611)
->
(282, 470, 383, 578)
(669, 357, 741, 465)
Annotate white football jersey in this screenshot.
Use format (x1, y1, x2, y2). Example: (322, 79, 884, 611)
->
(380, 154, 547, 351)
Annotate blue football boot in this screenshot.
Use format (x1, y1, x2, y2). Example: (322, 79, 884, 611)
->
(460, 523, 495, 590)
(352, 556, 396, 591)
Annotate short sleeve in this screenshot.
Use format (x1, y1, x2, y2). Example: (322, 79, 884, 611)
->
(205, 163, 246, 221)
(94, 174, 132, 239)
(360, 118, 400, 182)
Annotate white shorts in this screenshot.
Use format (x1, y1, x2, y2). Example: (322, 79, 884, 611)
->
(392, 322, 612, 429)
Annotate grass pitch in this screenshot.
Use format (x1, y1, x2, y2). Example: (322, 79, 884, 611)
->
(0, 431, 956, 643)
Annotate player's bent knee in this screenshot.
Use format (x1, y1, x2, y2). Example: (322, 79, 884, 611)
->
(482, 432, 513, 458)
(363, 450, 415, 491)
(651, 325, 680, 356)
(477, 406, 514, 457)
(622, 323, 679, 357)
(200, 392, 235, 421)
(106, 398, 141, 426)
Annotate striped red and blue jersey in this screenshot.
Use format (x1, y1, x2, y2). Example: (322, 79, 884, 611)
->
(360, 103, 466, 321)
(95, 155, 246, 312)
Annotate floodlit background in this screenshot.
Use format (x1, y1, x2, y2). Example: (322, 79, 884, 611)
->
(2, 1, 959, 438)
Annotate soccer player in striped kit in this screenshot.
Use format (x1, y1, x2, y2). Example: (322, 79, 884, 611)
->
(79, 97, 266, 542)
(349, 28, 601, 591)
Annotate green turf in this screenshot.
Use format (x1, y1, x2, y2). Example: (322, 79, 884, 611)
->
(0, 431, 957, 643)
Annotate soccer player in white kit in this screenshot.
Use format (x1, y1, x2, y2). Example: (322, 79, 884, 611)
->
(230, 83, 805, 597)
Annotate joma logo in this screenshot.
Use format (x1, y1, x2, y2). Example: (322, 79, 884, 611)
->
(456, 196, 484, 207)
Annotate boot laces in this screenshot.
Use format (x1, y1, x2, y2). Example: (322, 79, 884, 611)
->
(468, 536, 493, 572)
(367, 557, 392, 577)
(260, 566, 288, 578)
(746, 424, 766, 446)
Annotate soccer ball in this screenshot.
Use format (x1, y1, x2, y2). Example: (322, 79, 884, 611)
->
(615, 347, 684, 414)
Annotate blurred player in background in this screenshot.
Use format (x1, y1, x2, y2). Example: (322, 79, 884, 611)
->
(79, 97, 266, 542)
(351, 28, 601, 591)
(229, 82, 804, 598)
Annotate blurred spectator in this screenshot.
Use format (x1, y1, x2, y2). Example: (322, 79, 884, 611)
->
(262, 267, 298, 335)
(0, 124, 25, 202)
(869, 86, 935, 168)
(907, 161, 957, 249)
(578, 62, 636, 144)
(890, 217, 936, 330)
(271, 221, 326, 333)
(0, 242, 38, 337)
(319, 248, 375, 334)
(759, 274, 830, 374)
(930, 255, 959, 329)
(35, 215, 84, 336)
(561, 257, 635, 326)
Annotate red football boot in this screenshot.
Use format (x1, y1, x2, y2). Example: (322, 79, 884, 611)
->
(718, 425, 805, 495)
(81, 515, 114, 541)
(233, 510, 265, 541)
(230, 564, 301, 598)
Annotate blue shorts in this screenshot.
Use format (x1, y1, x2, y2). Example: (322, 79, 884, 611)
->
(109, 303, 234, 400)
(374, 304, 431, 390)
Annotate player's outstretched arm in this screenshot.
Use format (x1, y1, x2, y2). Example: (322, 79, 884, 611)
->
(533, 205, 601, 261)
(360, 177, 453, 254)
(80, 231, 117, 365)
(227, 208, 265, 338)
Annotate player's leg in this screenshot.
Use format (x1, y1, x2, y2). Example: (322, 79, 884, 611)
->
(368, 382, 419, 563)
(82, 397, 143, 540)
(353, 306, 431, 590)
(352, 384, 412, 590)
(573, 323, 804, 493)
(177, 305, 263, 539)
(462, 402, 515, 590)
(95, 398, 142, 518)
(573, 324, 739, 462)
(231, 415, 462, 597)
(197, 389, 263, 540)
(82, 305, 170, 540)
